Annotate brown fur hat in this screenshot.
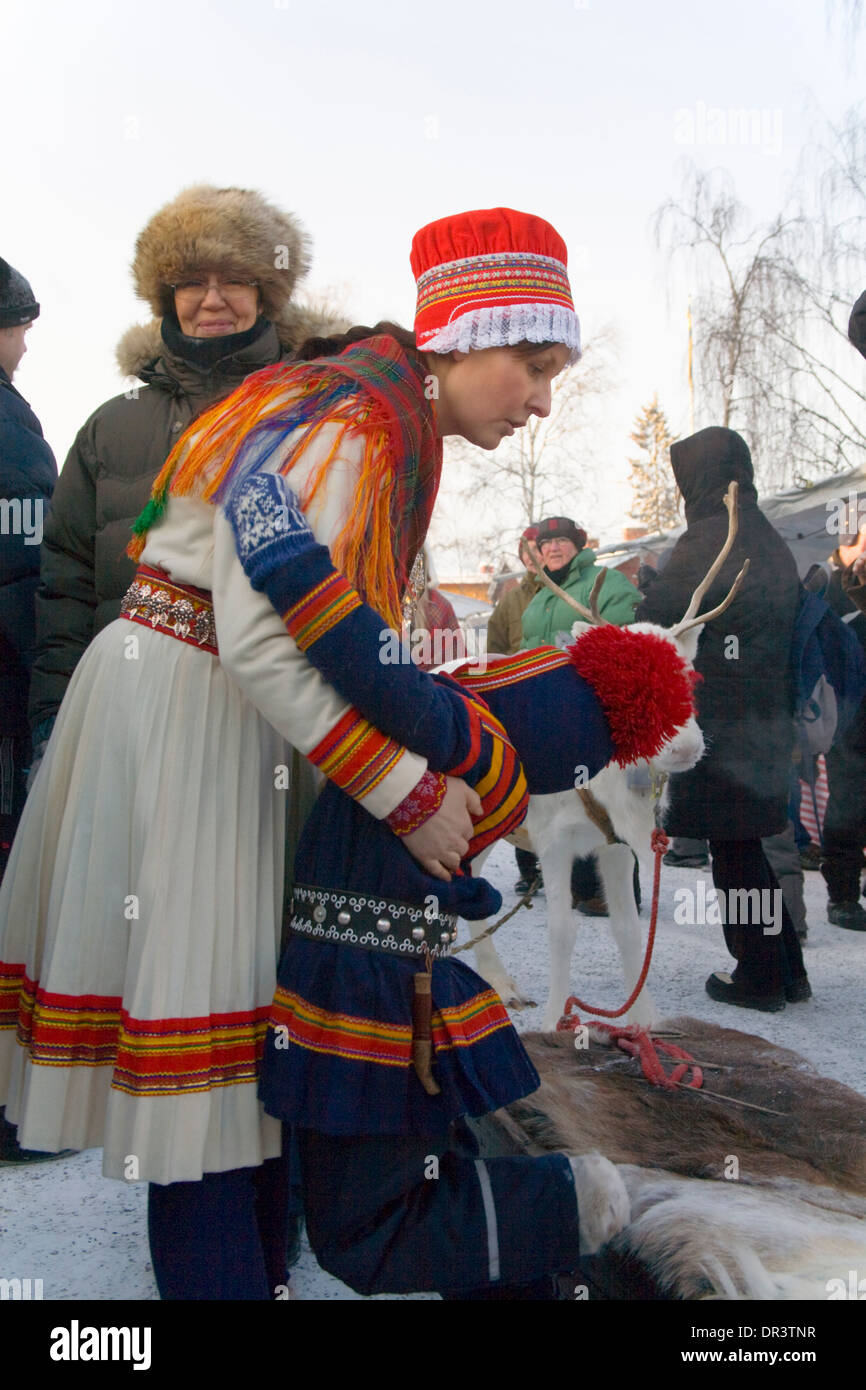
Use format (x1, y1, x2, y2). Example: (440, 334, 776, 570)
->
(131, 184, 312, 322)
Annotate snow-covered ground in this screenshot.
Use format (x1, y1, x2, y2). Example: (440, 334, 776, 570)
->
(1, 841, 863, 1301)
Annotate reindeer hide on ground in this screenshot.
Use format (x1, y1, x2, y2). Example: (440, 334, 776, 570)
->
(491, 1019, 866, 1299)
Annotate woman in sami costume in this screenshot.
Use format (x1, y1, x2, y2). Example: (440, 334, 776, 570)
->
(223, 471, 697, 1297)
(0, 207, 692, 1299)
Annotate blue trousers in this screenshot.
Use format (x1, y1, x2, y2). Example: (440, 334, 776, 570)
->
(297, 1121, 581, 1297)
(147, 1152, 292, 1300)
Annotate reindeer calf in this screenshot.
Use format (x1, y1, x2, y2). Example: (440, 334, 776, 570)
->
(467, 484, 748, 1029)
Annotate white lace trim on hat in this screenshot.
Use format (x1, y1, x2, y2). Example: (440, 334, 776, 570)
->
(419, 305, 582, 363)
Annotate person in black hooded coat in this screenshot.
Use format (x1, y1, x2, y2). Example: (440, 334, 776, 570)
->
(636, 426, 810, 1010)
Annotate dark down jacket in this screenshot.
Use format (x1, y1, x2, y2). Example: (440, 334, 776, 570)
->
(0, 367, 57, 741)
(635, 427, 799, 841)
(27, 319, 291, 731)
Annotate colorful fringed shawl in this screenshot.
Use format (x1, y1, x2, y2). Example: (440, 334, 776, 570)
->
(128, 335, 442, 629)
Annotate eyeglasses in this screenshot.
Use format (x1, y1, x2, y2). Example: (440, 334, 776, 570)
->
(538, 537, 569, 548)
(171, 276, 259, 303)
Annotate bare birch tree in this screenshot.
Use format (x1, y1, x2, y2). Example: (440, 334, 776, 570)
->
(654, 115, 866, 490)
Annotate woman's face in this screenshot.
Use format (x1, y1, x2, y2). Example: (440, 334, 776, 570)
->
(431, 343, 570, 450)
(172, 270, 261, 337)
(538, 535, 578, 568)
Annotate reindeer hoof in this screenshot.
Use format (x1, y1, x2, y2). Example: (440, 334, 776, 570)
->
(489, 976, 536, 1010)
(541, 998, 569, 1031)
(569, 1154, 631, 1256)
(626, 994, 660, 1029)
(506, 991, 538, 1011)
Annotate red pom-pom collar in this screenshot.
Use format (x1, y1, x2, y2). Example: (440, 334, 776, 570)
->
(567, 626, 698, 767)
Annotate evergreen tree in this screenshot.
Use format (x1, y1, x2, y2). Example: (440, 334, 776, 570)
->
(628, 396, 679, 533)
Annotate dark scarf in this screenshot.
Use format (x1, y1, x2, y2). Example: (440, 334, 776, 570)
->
(160, 312, 270, 371)
(546, 557, 577, 586)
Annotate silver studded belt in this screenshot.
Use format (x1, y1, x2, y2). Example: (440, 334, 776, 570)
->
(289, 885, 459, 959)
(120, 565, 218, 654)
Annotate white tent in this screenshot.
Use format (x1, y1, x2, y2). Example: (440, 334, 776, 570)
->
(595, 462, 866, 578)
(759, 463, 866, 574)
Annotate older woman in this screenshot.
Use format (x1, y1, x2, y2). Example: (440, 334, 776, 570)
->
(27, 184, 338, 759)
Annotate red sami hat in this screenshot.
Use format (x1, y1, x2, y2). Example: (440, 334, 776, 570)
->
(410, 207, 581, 363)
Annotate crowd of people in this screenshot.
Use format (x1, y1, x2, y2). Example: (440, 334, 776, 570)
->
(1, 188, 864, 1300)
(487, 293, 866, 1002)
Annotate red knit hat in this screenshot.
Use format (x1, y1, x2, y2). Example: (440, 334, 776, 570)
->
(410, 208, 581, 362)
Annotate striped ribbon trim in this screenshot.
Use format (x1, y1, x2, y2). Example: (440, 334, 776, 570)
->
(463, 704, 527, 858)
(1, 964, 44, 1034)
(306, 708, 405, 801)
(416, 252, 574, 318)
(1, 964, 268, 1097)
(450, 646, 571, 694)
(113, 1010, 270, 1096)
(268, 984, 513, 1069)
(282, 571, 362, 652)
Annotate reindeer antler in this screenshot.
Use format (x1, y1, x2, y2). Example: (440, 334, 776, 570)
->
(587, 569, 607, 624)
(670, 481, 749, 638)
(525, 545, 611, 626)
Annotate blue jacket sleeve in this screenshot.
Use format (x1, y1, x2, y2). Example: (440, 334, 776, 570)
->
(224, 474, 481, 773)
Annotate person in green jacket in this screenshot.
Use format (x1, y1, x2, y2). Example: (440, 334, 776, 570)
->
(521, 515, 641, 913)
(521, 515, 640, 646)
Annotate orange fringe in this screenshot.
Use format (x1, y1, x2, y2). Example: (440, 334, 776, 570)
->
(127, 369, 407, 629)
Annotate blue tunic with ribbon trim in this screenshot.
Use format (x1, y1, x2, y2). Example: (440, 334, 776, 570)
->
(225, 476, 615, 1137)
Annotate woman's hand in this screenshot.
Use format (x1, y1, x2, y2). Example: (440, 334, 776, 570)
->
(401, 777, 482, 881)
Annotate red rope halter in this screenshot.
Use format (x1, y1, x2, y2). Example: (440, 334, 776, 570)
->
(555, 828, 703, 1091)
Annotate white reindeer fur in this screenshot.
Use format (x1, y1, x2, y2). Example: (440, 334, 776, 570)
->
(466, 622, 706, 1029)
(616, 1167, 866, 1300)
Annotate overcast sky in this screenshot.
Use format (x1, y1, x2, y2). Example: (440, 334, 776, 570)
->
(5, 0, 864, 563)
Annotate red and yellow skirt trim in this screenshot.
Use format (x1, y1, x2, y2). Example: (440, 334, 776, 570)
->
(2, 963, 268, 1097)
(268, 983, 513, 1068)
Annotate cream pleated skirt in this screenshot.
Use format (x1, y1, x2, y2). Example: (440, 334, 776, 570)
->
(0, 617, 293, 1183)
